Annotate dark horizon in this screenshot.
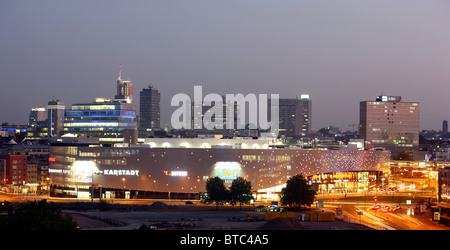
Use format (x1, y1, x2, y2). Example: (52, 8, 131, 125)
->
(1, 0, 449, 131)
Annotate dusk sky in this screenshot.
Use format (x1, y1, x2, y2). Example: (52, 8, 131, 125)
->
(1, 0, 449, 131)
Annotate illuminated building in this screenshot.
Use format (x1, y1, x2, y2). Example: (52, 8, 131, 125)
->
(0, 154, 28, 192)
(360, 95, 419, 150)
(389, 160, 441, 195)
(115, 65, 133, 103)
(309, 171, 386, 194)
(438, 167, 450, 202)
(276, 94, 311, 138)
(27, 107, 48, 139)
(63, 98, 137, 143)
(0, 124, 27, 137)
(299, 94, 312, 137)
(29, 107, 47, 124)
(47, 99, 65, 137)
(139, 85, 160, 136)
(48, 139, 390, 199)
(188, 96, 240, 137)
(1, 144, 51, 193)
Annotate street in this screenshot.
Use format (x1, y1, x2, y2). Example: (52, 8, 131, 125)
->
(326, 203, 447, 230)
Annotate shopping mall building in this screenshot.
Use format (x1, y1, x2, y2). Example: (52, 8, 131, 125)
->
(48, 138, 390, 200)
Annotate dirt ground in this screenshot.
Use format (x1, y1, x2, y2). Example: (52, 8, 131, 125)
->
(63, 203, 372, 230)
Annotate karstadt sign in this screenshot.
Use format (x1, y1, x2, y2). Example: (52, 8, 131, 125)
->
(103, 169, 140, 177)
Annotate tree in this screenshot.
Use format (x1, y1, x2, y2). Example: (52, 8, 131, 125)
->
(0, 200, 79, 230)
(280, 174, 316, 210)
(205, 177, 230, 210)
(230, 177, 253, 210)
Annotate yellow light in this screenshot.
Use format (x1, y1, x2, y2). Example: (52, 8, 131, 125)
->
(64, 122, 119, 127)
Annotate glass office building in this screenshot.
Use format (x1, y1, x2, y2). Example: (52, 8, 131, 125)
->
(63, 99, 137, 143)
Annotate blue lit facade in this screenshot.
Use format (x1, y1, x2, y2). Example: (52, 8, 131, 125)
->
(63, 100, 137, 142)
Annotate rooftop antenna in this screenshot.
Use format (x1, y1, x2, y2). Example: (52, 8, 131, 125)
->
(118, 64, 122, 81)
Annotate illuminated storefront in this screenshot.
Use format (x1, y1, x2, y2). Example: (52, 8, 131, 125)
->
(309, 171, 387, 194)
(48, 144, 390, 199)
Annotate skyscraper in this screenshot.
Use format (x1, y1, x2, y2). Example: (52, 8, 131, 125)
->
(139, 85, 161, 133)
(299, 94, 312, 137)
(29, 107, 46, 125)
(27, 107, 48, 138)
(188, 96, 241, 137)
(277, 94, 311, 138)
(47, 99, 65, 137)
(443, 120, 448, 134)
(359, 95, 419, 150)
(114, 65, 133, 103)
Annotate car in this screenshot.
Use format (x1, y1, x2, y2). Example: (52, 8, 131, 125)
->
(392, 205, 402, 213)
(371, 205, 381, 210)
(245, 215, 256, 222)
(381, 206, 390, 212)
(185, 201, 194, 205)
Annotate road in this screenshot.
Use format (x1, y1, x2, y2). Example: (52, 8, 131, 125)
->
(326, 203, 446, 230)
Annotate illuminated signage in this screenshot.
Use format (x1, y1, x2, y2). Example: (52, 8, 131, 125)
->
(49, 168, 73, 174)
(104, 169, 140, 176)
(219, 168, 237, 180)
(74, 163, 94, 183)
(217, 162, 239, 180)
(104, 148, 140, 155)
(48, 157, 56, 162)
(171, 171, 187, 176)
(164, 170, 188, 177)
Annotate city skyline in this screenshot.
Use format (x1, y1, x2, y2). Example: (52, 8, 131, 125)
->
(1, 1, 450, 131)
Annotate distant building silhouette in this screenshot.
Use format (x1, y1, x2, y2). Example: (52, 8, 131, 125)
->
(139, 85, 160, 136)
(443, 120, 448, 134)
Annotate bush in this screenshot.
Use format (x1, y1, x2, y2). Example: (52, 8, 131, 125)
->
(0, 200, 79, 230)
(97, 200, 110, 211)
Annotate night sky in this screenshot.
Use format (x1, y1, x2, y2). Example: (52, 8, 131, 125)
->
(1, 0, 449, 131)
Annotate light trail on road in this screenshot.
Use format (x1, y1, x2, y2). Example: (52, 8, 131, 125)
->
(357, 210, 396, 230)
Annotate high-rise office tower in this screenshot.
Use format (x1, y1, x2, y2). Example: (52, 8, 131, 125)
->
(277, 94, 311, 138)
(27, 107, 48, 138)
(114, 65, 133, 103)
(299, 94, 312, 137)
(29, 107, 47, 125)
(359, 95, 419, 150)
(47, 99, 65, 137)
(443, 120, 448, 134)
(139, 85, 161, 131)
(188, 96, 241, 137)
(278, 98, 300, 137)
